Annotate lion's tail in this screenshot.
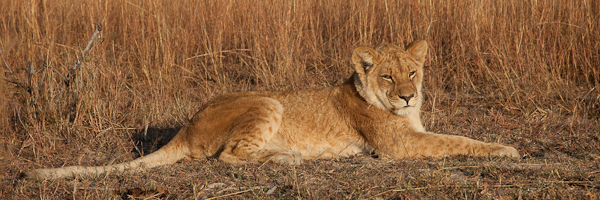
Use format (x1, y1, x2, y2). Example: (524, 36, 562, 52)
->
(24, 131, 190, 180)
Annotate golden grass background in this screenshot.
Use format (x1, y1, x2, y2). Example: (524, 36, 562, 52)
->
(1, 0, 599, 198)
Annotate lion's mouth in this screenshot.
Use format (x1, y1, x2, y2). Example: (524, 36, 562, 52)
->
(392, 105, 412, 111)
(391, 102, 412, 108)
(386, 97, 413, 110)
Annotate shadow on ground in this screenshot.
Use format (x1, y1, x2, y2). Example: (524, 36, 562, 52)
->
(131, 126, 181, 158)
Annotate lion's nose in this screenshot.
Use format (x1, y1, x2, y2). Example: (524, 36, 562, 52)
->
(399, 94, 414, 103)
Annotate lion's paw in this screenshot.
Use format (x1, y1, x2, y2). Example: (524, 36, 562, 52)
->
(270, 150, 303, 165)
(490, 145, 520, 158)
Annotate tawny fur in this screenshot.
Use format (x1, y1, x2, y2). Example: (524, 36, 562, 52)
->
(25, 41, 519, 180)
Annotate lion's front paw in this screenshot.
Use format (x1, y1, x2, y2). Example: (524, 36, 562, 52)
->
(490, 145, 520, 158)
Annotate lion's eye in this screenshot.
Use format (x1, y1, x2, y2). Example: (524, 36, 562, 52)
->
(382, 75, 393, 81)
(409, 71, 416, 78)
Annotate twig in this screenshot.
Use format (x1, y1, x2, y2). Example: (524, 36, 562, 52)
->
(2, 77, 28, 89)
(0, 47, 30, 93)
(89, 33, 105, 55)
(204, 189, 253, 200)
(76, 187, 117, 191)
(64, 22, 104, 122)
(65, 22, 103, 89)
(438, 162, 558, 172)
(198, 183, 272, 199)
(26, 61, 36, 94)
(51, 67, 67, 83)
(216, 186, 269, 194)
(0, 48, 18, 81)
(537, 22, 582, 29)
(184, 49, 251, 61)
(206, 183, 227, 189)
(266, 186, 277, 195)
(70, 22, 103, 72)
(368, 186, 430, 198)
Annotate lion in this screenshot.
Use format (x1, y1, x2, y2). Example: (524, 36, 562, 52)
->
(25, 40, 519, 180)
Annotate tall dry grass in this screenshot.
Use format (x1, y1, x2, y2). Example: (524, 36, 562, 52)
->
(0, 0, 598, 172)
(0, 69, 6, 175)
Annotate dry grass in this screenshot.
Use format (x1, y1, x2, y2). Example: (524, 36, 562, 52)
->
(1, 0, 599, 199)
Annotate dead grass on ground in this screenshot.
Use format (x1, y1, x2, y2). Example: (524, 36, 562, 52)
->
(1, 0, 599, 199)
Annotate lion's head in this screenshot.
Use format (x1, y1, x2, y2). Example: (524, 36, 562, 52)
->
(352, 41, 428, 116)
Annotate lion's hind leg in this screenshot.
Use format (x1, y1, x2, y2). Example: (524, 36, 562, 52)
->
(218, 97, 302, 165)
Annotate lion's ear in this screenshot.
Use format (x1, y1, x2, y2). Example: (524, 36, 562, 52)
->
(407, 40, 428, 64)
(352, 46, 379, 75)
